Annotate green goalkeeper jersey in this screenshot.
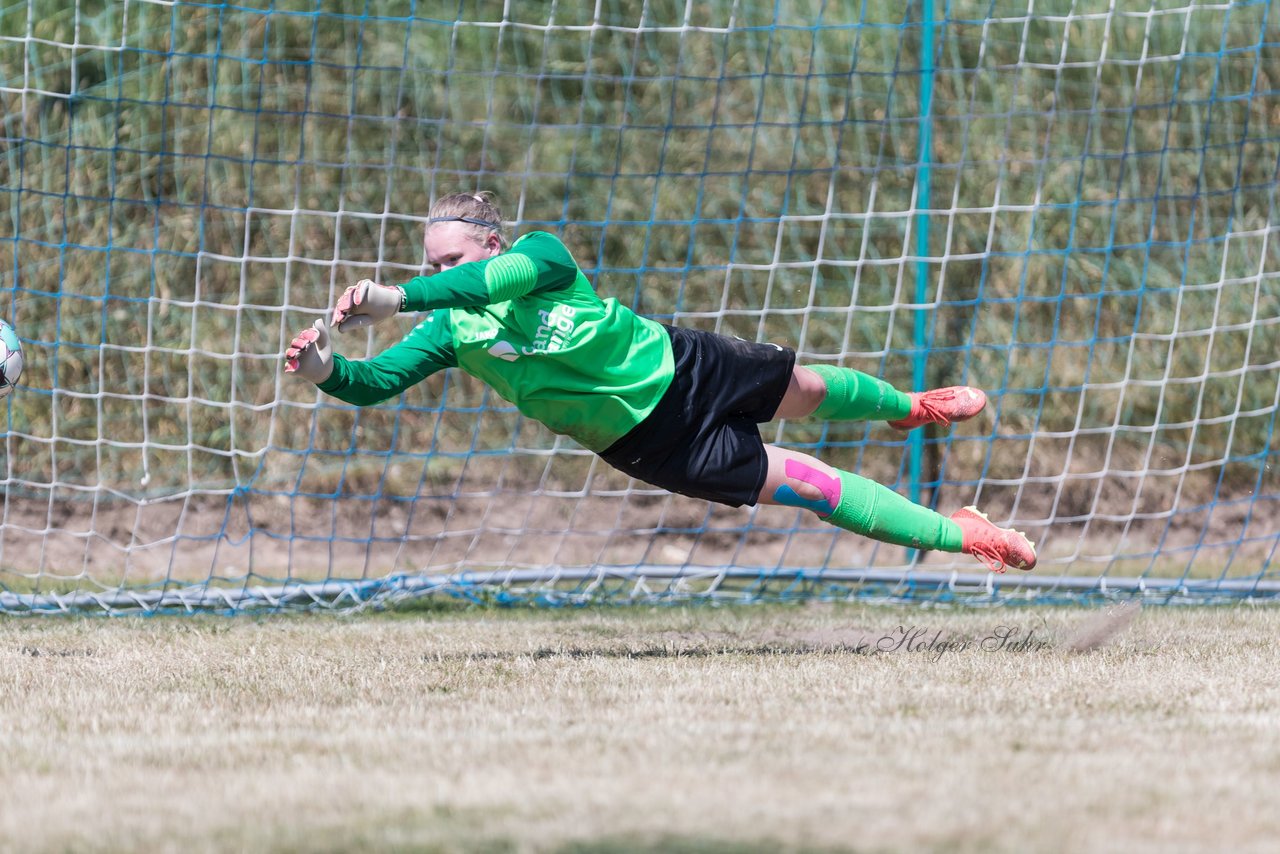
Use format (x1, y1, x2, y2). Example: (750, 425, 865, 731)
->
(317, 231, 675, 452)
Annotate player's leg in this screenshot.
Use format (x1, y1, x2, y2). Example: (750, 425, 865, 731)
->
(758, 444, 1036, 572)
(775, 364, 986, 430)
(771, 365, 828, 419)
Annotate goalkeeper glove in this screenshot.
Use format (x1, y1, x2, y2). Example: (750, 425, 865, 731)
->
(284, 319, 334, 384)
(331, 279, 404, 333)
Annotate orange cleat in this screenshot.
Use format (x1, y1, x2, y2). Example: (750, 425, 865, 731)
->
(888, 386, 987, 431)
(950, 506, 1037, 573)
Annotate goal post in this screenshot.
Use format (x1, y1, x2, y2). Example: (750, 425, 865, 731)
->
(1, 1, 1278, 613)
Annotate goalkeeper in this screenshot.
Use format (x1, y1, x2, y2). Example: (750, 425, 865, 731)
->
(285, 192, 1036, 573)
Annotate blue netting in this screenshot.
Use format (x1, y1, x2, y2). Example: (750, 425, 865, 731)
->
(1, 1, 1278, 612)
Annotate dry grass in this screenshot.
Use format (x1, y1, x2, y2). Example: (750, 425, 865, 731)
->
(2, 604, 1279, 853)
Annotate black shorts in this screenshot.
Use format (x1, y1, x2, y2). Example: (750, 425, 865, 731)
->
(599, 325, 796, 507)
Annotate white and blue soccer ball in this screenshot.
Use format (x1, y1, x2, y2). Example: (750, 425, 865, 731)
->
(0, 318, 23, 399)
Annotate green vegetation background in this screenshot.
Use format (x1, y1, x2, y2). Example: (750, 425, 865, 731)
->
(2, 0, 1277, 515)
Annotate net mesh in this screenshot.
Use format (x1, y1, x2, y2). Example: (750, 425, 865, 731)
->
(1, 0, 1278, 612)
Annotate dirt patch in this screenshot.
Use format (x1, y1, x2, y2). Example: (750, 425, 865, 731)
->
(2, 478, 1275, 597)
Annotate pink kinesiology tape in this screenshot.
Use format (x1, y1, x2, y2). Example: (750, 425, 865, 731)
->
(784, 459, 841, 516)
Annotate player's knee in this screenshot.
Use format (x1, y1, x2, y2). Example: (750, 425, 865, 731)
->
(791, 366, 827, 414)
(770, 462, 841, 517)
(788, 480, 825, 503)
(771, 481, 837, 516)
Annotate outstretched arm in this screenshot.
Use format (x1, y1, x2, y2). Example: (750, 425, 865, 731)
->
(330, 231, 579, 332)
(285, 313, 458, 407)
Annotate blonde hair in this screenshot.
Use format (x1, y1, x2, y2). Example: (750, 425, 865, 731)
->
(426, 191, 509, 250)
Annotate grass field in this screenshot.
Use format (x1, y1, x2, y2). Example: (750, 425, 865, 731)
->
(3, 602, 1278, 853)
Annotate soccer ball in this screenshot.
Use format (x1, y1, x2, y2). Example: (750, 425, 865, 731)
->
(0, 318, 23, 399)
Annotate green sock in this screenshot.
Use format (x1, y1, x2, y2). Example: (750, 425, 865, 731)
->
(823, 469, 964, 552)
(807, 364, 912, 422)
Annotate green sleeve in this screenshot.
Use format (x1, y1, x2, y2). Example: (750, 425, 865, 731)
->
(397, 231, 578, 311)
(318, 311, 458, 406)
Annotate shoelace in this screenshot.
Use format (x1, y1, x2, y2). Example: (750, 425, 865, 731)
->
(912, 389, 961, 427)
(968, 542, 1009, 574)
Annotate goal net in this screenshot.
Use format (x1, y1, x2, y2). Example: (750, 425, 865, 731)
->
(2, 1, 1278, 612)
